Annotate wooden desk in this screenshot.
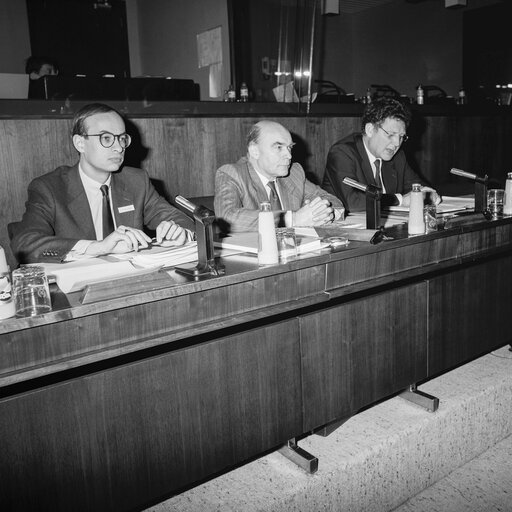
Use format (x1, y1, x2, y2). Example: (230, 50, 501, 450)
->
(1, 218, 511, 511)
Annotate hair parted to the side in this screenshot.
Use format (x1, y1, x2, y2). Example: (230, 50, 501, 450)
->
(72, 103, 122, 137)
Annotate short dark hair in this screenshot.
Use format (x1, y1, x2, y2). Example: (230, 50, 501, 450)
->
(361, 97, 412, 132)
(25, 56, 58, 75)
(72, 103, 122, 137)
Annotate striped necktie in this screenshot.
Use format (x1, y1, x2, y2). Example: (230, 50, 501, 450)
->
(267, 181, 283, 211)
(100, 184, 115, 239)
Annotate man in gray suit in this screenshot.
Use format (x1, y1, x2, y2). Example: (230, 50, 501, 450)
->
(11, 103, 193, 263)
(214, 120, 344, 233)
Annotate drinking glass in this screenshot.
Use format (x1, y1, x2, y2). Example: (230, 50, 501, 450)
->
(12, 266, 52, 317)
(423, 204, 438, 233)
(487, 189, 504, 218)
(275, 228, 297, 262)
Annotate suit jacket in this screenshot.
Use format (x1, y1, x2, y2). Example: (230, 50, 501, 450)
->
(214, 157, 344, 233)
(10, 164, 192, 263)
(322, 132, 423, 213)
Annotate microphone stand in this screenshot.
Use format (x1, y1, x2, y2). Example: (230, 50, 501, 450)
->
(173, 195, 225, 277)
(343, 178, 383, 229)
(450, 168, 488, 213)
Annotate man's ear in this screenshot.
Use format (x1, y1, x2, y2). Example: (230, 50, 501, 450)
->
(72, 134, 85, 153)
(364, 122, 376, 137)
(247, 142, 259, 160)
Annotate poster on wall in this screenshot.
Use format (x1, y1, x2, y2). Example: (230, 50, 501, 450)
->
(197, 26, 223, 98)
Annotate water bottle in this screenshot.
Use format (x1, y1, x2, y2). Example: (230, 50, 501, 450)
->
(408, 184, 425, 235)
(504, 172, 512, 216)
(227, 84, 236, 102)
(0, 245, 15, 320)
(258, 202, 279, 265)
(240, 82, 249, 102)
(416, 85, 424, 105)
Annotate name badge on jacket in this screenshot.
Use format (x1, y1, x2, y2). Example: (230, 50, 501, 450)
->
(118, 205, 135, 213)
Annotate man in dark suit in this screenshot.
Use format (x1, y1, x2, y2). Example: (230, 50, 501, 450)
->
(322, 97, 440, 213)
(11, 103, 193, 263)
(214, 120, 344, 233)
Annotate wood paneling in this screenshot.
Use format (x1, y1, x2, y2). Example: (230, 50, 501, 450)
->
(0, 263, 326, 385)
(300, 283, 428, 431)
(1, 112, 511, 269)
(0, 319, 302, 511)
(428, 255, 512, 376)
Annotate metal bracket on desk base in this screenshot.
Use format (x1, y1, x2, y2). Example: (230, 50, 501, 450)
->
(314, 417, 348, 437)
(400, 384, 439, 412)
(278, 438, 318, 474)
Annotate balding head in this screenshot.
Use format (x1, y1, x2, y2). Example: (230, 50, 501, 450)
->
(246, 120, 294, 180)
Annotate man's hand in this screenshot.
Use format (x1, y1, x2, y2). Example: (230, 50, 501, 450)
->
(402, 187, 442, 208)
(84, 226, 151, 256)
(294, 197, 335, 226)
(154, 220, 188, 246)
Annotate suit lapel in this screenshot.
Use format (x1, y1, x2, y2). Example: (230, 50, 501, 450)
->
(65, 165, 96, 239)
(111, 172, 135, 227)
(381, 160, 397, 194)
(246, 161, 271, 206)
(355, 137, 378, 187)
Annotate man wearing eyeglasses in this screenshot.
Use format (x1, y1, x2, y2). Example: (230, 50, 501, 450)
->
(214, 120, 344, 233)
(322, 97, 441, 213)
(11, 103, 193, 263)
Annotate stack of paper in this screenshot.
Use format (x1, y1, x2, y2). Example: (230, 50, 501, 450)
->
(126, 242, 198, 269)
(41, 259, 148, 293)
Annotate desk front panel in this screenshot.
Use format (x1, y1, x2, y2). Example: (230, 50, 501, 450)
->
(428, 254, 512, 375)
(300, 282, 428, 432)
(0, 319, 302, 511)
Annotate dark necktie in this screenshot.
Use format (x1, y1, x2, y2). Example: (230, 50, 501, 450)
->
(374, 159, 382, 189)
(100, 184, 115, 239)
(267, 181, 283, 211)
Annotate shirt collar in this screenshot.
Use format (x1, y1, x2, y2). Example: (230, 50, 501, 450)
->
(362, 138, 380, 168)
(78, 164, 112, 193)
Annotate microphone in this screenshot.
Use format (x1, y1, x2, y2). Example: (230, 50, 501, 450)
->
(449, 168, 488, 212)
(173, 195, 224, 277)
(342, 178, 382, 229)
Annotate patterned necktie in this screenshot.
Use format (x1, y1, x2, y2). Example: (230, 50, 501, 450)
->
(100, 184, 115, 239)
(374, 159, 382, 189)
(267, 181, 283, 211)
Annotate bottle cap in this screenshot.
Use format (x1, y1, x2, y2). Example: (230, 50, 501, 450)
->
(260, 201, 271, 211)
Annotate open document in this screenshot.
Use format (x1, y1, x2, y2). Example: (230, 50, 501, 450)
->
(40, 242, 198, 293)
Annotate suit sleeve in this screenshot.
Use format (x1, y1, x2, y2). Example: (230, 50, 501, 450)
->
(214, 165, 260, 232)
(324, 145, 368, 213)
(302, 175, 344, 208)
(10, 178, 79, 264)
(139, 171, 195, 232)
(398, 152, 424, 194)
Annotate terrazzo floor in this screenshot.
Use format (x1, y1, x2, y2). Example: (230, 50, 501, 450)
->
(144, 346, 512, 512)
(391, 433, 512, 512)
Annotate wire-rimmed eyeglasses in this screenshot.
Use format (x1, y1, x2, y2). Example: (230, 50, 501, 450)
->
(378, 126, 408, 144)
(84, 132, 132, 149)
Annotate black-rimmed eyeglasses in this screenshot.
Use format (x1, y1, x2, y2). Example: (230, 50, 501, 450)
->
(84, 132, 132, 149)
(378, 126, 408, 144)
